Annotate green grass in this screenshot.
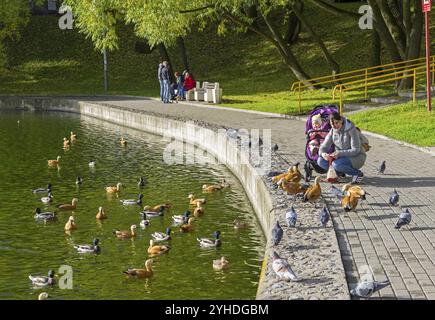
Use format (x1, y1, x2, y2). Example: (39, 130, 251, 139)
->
(348, 100, 435, 147)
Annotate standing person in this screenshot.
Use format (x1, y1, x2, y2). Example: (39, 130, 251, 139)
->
(158, 59, 164, 101)
(317, 112, 366, 184)
(161, 61, 171, 103)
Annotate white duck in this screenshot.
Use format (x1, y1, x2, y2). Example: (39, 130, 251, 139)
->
(74, 238, 101, 254)
(197, 231, 221, 248)
(41, 192, 53, 204)
(29, 270, 55, 286)
(172, 210, 190, 225)
(120, 193, 143, 206)
(151, 227, 171, 242)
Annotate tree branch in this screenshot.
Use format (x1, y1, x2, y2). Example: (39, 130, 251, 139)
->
(179, 5, 214, 14)
(308, 0, 360, 18)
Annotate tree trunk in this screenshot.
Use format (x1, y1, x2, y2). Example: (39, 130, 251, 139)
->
(157, 43, 176, 83)
(176, 37, 189, 71)
(292, 4, 340, 77)
(222, 9, 316, 88)
(244, 5, 259, 30)
(370, 28, 381, 67)
(284, 1, 303, 45)
(261, 12, 317, 88)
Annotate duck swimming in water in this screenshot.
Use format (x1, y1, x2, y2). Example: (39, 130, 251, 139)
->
(74, 238, 100, 254)
(151, 227, 171, 242)
(141, 205, 165, 218)
(106, 182, 122, 194)
(197, 231, 222, 248)
(64, 216, 77, 231)
(96, 206, 107, 220)
(123, 259, 153, 279)
(29, 270, 55, 287)
(120, 193, 143, 206)
(48, 156, 61, 166)
(33, 184, 52, 194)
(172, 210, 190, 225)
(139, 212, 150, 228)
(41, 192, 53, 204)
(33, 208, 56, 221)
(57, 198, 78, 211)
(137, 177, 146, 187)
(213, 257, 229, 271)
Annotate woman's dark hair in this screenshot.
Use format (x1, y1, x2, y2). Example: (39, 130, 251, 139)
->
(329, 112, 342, 122)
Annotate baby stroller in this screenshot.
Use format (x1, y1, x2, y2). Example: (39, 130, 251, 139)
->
(303, 104, 338, 182)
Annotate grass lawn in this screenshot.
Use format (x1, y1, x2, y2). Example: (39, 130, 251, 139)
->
(348, 100, 435, 147)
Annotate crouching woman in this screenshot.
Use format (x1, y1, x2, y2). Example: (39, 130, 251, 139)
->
(317, 112, 366, 184)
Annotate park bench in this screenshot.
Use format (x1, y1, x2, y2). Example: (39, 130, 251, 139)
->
(187, 81, 222, 104)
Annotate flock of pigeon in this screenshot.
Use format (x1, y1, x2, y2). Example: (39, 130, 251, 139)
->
(267, 157, 412, 299)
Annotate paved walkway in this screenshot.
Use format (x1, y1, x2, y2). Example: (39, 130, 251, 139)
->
(77, 96, 435, 299)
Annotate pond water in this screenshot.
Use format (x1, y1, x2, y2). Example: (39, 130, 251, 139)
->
(0, 110, 265, 300)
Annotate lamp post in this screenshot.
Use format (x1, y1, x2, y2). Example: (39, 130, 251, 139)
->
(423, 0, 432, 112)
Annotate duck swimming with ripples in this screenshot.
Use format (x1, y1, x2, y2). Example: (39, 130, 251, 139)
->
(33, 184, 52, 194)
(74, 238, 100, 254)
(120, 193, 143, 206)
(151, 227, 171, 242)
(29, 270, 55, 287)
(41, 192, 53, 204)
(197, 231, 221, 248)
(33, 208, 56, 221)
(141, 205, 165, 218)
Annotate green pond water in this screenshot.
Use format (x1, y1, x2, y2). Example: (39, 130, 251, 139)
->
(0, 110, 266, 300)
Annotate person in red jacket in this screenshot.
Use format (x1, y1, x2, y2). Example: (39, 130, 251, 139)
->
(183, 71, 196, 92)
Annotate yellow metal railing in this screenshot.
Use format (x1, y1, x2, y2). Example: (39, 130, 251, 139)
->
(291, 55, 435, 112)
(334, 64, 435, 114)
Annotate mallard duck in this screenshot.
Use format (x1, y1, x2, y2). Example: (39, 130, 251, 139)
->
(64, 216, 77, 231)
(41, 192, 53, 204)
(138, 176, 146, 187)
(33, 184, 52, 194)
(113, 224, 137, 238)
(89, 160, 96, 167)
(193, 202, 204, 217)
(29, 270, 55, 287)
(106, 182, 122, 193)
(139, 212, 150, 228)
(188, 194, 206, 206)
(213, 256, 229, 271)
(123, 259, 153, 278)
(147, 239, 170, 255)
(172, 210, 190, 225)
(180, 217, 195, 233)
(38, 292, 49, 300)
(141, 206, 165, 218)
(233, 218, 248, 229)
(74, 238, 100, 254)
(76, 176, 83, 185)
(120, 137, 127, 146)
(96, 206, 107, 220)
(120, 193, 143, 206)
(48, 156, 61, 166)
(197, 231, 221, 248)
(63, 137, 70, 148)
(57, 198, 78, 211)
(70, 131, 77, 140)
(33, 208, 56, 221)
(151, 227, 171, 242)
(303, 176, 322, 203)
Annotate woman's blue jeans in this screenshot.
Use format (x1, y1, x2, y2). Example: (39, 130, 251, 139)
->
(317, 156, 362, 176)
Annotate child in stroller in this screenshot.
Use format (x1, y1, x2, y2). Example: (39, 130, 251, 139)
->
(303, 104, 338, 182)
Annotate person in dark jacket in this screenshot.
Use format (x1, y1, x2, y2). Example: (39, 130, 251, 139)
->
(317, 112, 366, 184)
(175, 71, 185, 100)
(161, 61, 171, 103)
(158, 59, 164, 101)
